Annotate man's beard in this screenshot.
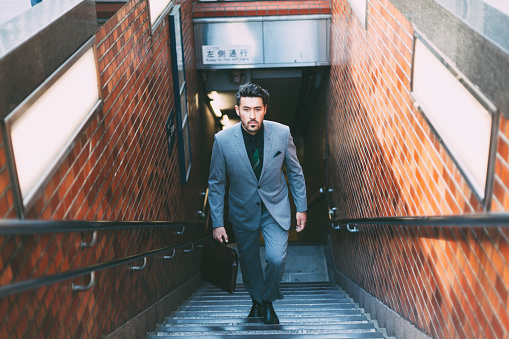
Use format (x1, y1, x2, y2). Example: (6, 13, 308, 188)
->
(243, 120, 260, 133)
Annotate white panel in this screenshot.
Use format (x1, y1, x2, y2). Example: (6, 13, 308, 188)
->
(347, 0, 367, 26)
(482, 0, 509, 15)
(264, 19, 328, 64)
(413, 39, 492, 198)
(10, 47, 99, 199)
(149, 0, 172, 26)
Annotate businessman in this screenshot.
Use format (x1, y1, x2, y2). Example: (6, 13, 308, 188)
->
(208, 82, 307, 324)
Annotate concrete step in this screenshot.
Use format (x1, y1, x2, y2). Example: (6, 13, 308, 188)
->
(199, 285, 339, 292)
(156, 323, 377, 332)
(165, 315, 370, 325)
(179, 302, 355, 311)
(193, 291, 346, 298)
(186, 298, 349, 304)
(170, 310, 365, 320)
(147, 331, 386, 338)
(190, 293, 347, 300)
(149, 282, 389, 339)
(172, 309, 364, 318)
(196, 287, 343, 293)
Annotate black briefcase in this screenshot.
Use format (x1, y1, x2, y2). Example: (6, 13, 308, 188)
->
(200, 239, 238, 294)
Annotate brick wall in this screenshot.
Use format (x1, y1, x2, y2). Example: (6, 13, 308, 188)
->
(493, 118, 509, 211)
(328, 0, 509, 338)
(96, 2, 125, 21)
(193, 0, 331, 18)
(0, 0, 207, 338)
(0, 128, 17, 219)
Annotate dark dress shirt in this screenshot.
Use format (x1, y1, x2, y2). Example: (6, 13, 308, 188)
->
(241, 124, 264, 171)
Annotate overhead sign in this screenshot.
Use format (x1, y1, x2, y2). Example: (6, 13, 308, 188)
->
(202, 45, 252, 64)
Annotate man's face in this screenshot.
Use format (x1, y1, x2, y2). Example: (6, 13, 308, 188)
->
(236, 97, 267, 135)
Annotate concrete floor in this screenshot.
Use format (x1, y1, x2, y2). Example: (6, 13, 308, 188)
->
(234, 244, 330, 284)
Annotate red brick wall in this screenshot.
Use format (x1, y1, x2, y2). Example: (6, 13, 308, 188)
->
(193, 0, 331, 18)
(493, 118, 509, 211)
(96, 2, 125, 21)
(0, 0, 207, 338)
(328, 0, 509, 338)
(0, 129, 17, 219)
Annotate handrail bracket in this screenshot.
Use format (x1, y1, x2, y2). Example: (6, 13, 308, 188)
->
(162, 249, 176, 259)
(80, 231, 97, 248)
(128, 257, 147, 271)
(72, 272, 96, 292)
(346, 224, 359, 232)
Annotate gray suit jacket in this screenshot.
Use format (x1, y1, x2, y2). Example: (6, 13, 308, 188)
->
(208, 120, 307, 231)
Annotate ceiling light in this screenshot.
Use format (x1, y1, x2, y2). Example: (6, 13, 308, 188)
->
(220, 115, 232, 129)
(210, 100, 222, 117)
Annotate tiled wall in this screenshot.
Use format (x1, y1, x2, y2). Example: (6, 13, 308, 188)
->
(0, 0, 207, 338)
(328, 0, 509, 338)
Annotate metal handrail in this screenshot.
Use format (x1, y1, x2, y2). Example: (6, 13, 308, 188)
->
(0, 189, 210, 297)
(0, 238, 206, 298)
(321, 185, 338, 227)
(307, 187, 326, 209)
(0, 188, 210, 236)
(322, 185, 509, 231)
(332, 213, 509, 229)
(197, 189, 209, 220)
(0, 219, 203, 235)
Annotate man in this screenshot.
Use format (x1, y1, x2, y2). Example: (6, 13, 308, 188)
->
(208, 82, 307, 324)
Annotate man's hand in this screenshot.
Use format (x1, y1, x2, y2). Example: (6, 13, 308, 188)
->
(213, 226, 228, 243)
(296, 212, 307, 232)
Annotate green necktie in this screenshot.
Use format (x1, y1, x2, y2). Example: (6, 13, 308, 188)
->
(251, 148, 261, 181)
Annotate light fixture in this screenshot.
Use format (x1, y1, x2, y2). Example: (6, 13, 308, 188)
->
(220, 115, 232, 129)
(5, 38, 101, 210)
(209, 91, 220, 101)
(220, 114, 230, 125)
(412, 35, 496, 201)
(148, 0, 173, 28)
(347, 0, 367, 28)
(210, 100, 222, 117)
(208, 91, 223, 117)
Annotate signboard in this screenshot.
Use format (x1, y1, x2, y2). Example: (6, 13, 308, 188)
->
(202, 45, 252, 64)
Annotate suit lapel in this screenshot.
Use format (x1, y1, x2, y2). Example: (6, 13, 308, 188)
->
(260, 122, 273, 181)
(233, 124, 258, 181)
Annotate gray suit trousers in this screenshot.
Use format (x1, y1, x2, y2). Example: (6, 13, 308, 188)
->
(233, 206, 288, 303)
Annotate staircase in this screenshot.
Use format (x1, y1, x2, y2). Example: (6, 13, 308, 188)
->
(148, 282, 393, 338)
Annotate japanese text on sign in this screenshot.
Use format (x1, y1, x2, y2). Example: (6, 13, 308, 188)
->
(202, 45, 252, 64)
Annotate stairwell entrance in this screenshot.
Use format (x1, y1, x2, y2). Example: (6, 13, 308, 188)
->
(200, 67, 330, 244)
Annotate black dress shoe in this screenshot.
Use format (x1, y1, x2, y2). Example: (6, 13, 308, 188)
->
(262, 300, 279, 324)
(248, 300, 263, 318)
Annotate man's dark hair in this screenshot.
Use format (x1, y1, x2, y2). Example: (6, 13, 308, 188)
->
(236, 82, 270, 106)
